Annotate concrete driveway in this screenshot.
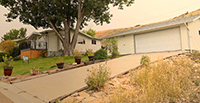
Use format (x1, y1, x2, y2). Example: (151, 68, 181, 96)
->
(0, 51, 186, 103)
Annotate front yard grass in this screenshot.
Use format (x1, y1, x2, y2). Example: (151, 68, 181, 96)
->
(0, 56, 89, 76)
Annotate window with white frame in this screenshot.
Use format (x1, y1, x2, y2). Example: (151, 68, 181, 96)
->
(78, 38, 85, 44)
(92, 40, 96, 45)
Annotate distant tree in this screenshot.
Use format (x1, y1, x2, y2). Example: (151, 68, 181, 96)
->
(0, 40, 16, 54)
(0, 0, 134, 56)
(1, 28, 27, 41)
(83, 29, 96, 37)
(107, 37, 119, 58)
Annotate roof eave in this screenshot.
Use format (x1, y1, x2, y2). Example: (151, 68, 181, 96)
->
(192, 15, 200, 22)
(40, 29, 101, 40)
(104, 23, 186, 39)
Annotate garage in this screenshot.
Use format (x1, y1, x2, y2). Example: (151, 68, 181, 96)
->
(134, 27, 182, 53)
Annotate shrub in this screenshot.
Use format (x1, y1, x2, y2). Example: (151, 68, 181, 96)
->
(134, 56, 194, 102)
(0, 39, 16, 54)
(112, 87, 137, 103)
(192, 50, 200, 60)
(73, 49, 82, 57)
(94, 49, 107, 60)
(140, 55, 150, 67)
(0, 52, 9, 62)
(85, 49, 94, 56)
(40, 50, 47, 58)
(107, 37, 119, 58)
(85, 63, 111, 90)
(108, 55, 200, 103)
(13, 57, 21, 61)
(10, 46, 20, 57)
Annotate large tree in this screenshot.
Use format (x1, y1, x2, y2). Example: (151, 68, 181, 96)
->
(1, 27, 27, 41)
(0, 0, 134, 56)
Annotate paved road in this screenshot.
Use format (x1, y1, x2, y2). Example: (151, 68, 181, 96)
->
(0, 51, 185, 103)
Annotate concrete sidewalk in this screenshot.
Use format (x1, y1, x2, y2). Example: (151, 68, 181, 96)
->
(0, 92, 14, 103)
(0, 51, 185, 103)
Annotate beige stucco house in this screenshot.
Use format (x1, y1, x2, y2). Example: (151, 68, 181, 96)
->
(104, 14, 200, 55)
(20, 29, 101, 57)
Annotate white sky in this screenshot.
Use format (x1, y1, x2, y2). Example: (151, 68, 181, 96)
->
(1, 0, 200, 39)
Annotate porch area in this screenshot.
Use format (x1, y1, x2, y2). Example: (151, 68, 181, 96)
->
(20, 41, 47, 59)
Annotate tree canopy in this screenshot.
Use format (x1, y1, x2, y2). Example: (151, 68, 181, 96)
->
(83, 28, 96, 37)
(1, 27, 27, 41)
(0, 0, 134, 56)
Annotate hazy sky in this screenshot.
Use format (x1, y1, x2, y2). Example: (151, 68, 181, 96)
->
(1, 0, 200, 38)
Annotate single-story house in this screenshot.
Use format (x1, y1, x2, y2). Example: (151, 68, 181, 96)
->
(17, 29, 101, 58)
(104, 14, 200, 55)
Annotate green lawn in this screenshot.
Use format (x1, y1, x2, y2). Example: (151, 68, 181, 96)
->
(0, 56, 89, 76)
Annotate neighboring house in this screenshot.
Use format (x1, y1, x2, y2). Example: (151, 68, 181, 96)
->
(17, 29, 101, 58)
(44, 29, 101, 56)
(104, 14, 200, 55)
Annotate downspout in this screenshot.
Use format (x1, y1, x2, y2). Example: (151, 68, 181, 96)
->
(184, 22, 192, 53)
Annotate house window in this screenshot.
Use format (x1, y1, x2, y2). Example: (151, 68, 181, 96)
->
(78, 38, 85, 44)
(92, 40, 96, 45)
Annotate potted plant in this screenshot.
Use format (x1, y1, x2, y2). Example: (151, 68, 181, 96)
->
(56, 57, 64, 69)
(30, 66, 39, 75)
(2, 54, 14, 76)
(86, 49, 94, 61)
(73, 49, 82, 64)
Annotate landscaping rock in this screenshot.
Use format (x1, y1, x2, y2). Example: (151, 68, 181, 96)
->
(84, 90, 94, 94)
(72, 63, 77, 66)
(84, 61, 95, 65)
(10, 80, 21, 84)
(48, 69, 57, 74)
(82, 96, 96, 103)
(113, 78, 120, 84)
(93, 92, 105, 98)
(8, 77, 17, 81)
(120, 84, 131, 90)
(0, 76, 8, 80)
(71, 92, 79, 97)
(75, 96, 84, 102)
(61, 96, 75, 103)
(79, 91, 90, 98)
(193, 63, 200, 68)
(117, 74, 123, 78)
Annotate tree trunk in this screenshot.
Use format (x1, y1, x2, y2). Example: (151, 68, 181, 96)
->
(34, 0, 85, 57)
(63, 43, 73, 56)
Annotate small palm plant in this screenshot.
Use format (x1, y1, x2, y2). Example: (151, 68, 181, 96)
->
(86, 49, 95, 61)
(2, 54, 14, 76)
(2, 54, 14, 67)
(73, 49, 82, 64)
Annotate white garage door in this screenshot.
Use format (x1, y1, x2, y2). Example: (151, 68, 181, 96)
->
(135, 27, 181, 53)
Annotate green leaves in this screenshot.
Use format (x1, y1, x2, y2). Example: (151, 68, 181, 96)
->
(107, 37, 119, 58)
(82, 28, 96, 37)
(85, 63, 111, 91)
(1, 28, 27, 41)
(0, 0, 134, 29)
(1, 27, 27, 41)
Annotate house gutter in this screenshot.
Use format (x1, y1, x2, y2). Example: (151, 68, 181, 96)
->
(184, 22, 192, 53)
